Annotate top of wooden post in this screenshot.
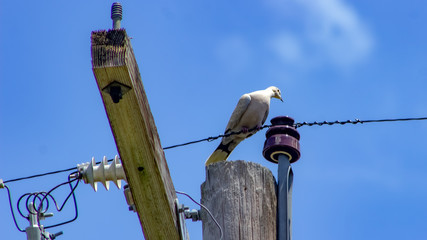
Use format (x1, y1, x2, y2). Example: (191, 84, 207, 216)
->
(91, 29, 180, 240)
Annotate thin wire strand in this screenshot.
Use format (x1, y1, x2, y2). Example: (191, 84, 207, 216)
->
(3, 159, 112, 184)
(3, 167, 76, 184)
(8, 172, 81, 234)
(164, 125, 270, 150)
(176, 191, 223, 240)
(165, 116, 427, 149)
(3, 116, 427, 184)
(42, 172, 80, 229)
(295, 116, 427, 128)
(4, 185, 26, 232)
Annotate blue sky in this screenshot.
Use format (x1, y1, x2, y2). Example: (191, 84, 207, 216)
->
(1, 0, 427, 239)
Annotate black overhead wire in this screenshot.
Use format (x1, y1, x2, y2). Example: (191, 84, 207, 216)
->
(164, 116, 427, 150)
(3, 167, 77, 184)
(4, 171, 81, 233)
(163, 125, 271, 150)
(1, 115, 427, 236)
(4, 185, 25, 232)
(3, 116, 427, 183)
(294, 116, 427, 127)
(3, 159, 113, 184)
(39, 172, 80, 229)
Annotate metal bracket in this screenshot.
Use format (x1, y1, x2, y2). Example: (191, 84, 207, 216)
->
(175, 199, 191, 240)
(123, 185, 136, 212)
(102, 81, 132, 103)
(175, 198, 202, 239)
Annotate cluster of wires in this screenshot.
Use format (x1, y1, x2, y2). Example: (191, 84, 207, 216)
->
(1, 116, 427, 238)
(3, 171, 81, 239)
(3, 116, 427, 184)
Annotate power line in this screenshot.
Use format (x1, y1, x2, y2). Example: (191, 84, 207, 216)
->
(164, 116, 427, 150)
(4, 185, 25, 232)
(295, 116, 427, 127)
(3, 159, 113, 184)
(3, 167, 76, 184)
(163, 125, 270, 150)
(3, 116, 427, 184)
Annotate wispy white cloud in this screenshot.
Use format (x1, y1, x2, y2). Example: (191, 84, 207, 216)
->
(267, 0, 374, 68)
(269, 32, 304, 64)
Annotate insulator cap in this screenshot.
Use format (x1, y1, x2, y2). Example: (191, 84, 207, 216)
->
(263, 116, 301, 163)
(111, 2, 123, 20)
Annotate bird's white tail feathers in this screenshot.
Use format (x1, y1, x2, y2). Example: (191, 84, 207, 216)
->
(205, 149, 230, 166)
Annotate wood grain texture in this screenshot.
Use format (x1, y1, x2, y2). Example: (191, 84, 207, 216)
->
(91, 29, 179, 240)
(201, 160, 277, 240)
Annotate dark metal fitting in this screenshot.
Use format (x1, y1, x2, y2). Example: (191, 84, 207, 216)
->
(263, 116, 301, 163)
(102, 81, 131, 103)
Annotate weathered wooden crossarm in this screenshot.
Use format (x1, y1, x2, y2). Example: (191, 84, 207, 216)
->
(91, 29, 179, 240)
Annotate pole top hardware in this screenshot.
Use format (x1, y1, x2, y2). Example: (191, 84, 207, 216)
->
(111, 2, 123, 29)
(102, 81, 132, 104)
(263, 116, 301, 163)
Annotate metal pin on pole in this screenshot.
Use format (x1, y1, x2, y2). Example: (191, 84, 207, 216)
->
(263, 116, 301, 240)
(111, 2, 123, 29)
(277, 154, 293, 240)
(26, 203, 42, 240)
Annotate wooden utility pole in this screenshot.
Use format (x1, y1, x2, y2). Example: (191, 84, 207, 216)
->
(201, 160, 277, 240)
(201, 116, 301, 240)
(91, 29, 180, 240)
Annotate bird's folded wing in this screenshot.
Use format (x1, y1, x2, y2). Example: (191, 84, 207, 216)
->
(225, 94, 251, 133)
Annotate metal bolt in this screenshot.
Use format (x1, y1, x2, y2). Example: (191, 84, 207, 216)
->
(184, 209, 201, 222)
(111, 2, 123, 29)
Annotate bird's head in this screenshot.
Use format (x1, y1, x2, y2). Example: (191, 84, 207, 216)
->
(268, 86, 283, 102)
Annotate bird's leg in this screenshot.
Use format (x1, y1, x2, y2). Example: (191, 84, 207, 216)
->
(241, 126, 249, 133)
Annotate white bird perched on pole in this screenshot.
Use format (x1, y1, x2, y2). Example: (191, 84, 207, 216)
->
(205, 86, 283, 166)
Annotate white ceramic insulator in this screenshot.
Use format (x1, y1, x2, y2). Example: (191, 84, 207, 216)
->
(77, 155, 127, 191)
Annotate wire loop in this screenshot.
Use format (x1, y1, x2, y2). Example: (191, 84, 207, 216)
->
(4, 172, 80, 234)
